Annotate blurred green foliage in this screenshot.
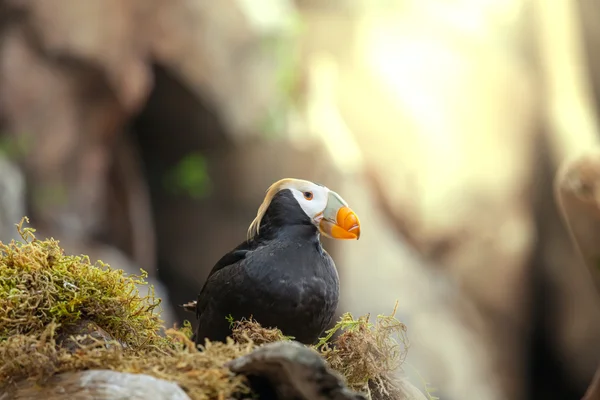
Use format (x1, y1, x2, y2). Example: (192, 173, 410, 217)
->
(258, 13, 305, 139)
(31, 184, 69, 209)
(0, 133, 71, 209)
(0, 133, 34, 161)
(163, 152, 212, 199)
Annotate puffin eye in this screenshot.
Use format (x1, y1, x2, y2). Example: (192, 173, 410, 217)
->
(303, 191, 313, 200)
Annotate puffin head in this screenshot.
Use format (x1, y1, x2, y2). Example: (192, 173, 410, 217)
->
(247, 178, 361, 241)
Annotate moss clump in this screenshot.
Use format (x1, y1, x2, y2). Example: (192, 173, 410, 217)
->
(0, 218, 163, 346)
(313, 303, 409, 399)
(0, 217, 412, 400)
(229, 316, 294, 345)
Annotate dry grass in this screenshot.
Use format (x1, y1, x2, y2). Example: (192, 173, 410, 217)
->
(313, 305, 409, 399)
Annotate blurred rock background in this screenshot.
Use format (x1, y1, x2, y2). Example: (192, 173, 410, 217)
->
(1, 0, 600, 399)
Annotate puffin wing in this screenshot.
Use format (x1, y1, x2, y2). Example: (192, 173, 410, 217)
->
(194, 244, 259, 343)
(195, 242, 253, 320)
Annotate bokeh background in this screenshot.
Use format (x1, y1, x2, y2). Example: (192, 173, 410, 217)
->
(1, 0, 600, 399)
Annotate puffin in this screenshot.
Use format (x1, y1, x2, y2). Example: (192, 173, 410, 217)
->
(193, 178, 360, 346)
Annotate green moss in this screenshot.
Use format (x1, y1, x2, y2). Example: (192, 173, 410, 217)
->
(0, 217, 164, 347)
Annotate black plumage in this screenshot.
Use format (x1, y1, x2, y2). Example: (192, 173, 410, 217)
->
(194, 188, 340, 346)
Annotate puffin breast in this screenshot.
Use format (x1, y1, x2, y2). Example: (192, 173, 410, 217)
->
(244, 241, 339, 338)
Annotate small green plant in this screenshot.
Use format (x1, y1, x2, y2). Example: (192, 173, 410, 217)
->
(226, 314, 235, 328)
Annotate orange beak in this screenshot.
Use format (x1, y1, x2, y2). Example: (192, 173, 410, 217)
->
(318, 191, 361, 240)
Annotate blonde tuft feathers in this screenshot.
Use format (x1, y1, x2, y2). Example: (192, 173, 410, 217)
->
(247, 178, 315, 240)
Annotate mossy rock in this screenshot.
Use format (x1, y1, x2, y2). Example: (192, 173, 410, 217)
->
(0, 217, 421, 400)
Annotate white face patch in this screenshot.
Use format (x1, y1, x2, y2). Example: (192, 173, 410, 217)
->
(284, 182, 330, 225)
(247, 178, 339, 240)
